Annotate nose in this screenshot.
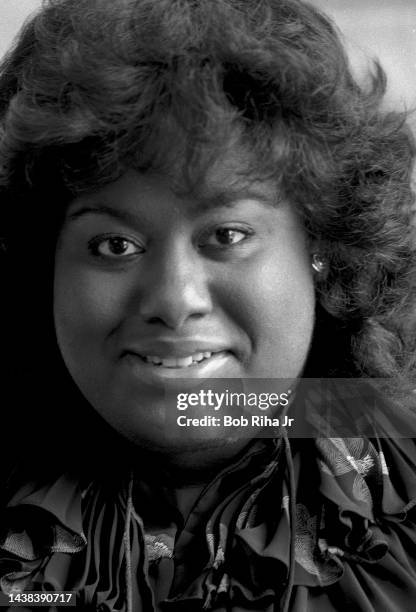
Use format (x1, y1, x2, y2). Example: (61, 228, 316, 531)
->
(137, 244, 213, 329)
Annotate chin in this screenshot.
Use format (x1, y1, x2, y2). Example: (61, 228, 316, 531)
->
(129, 432, 250, 470)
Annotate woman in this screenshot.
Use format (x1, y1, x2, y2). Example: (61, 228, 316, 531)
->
(0, 0, 415, 610)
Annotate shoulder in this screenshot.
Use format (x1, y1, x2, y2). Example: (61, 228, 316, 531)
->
(288, 435, 416, 610)
(0, 473, 134, 608)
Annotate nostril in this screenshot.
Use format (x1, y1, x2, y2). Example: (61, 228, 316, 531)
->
(146, 316, 166, 325)
(141, 308, 210, 330)
(136, 267, 213, 329)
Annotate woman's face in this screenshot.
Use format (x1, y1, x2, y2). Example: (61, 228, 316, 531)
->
(54, 151, 316, 463)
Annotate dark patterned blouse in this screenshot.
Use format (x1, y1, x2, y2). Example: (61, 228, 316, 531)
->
(0, 430, 415, 611)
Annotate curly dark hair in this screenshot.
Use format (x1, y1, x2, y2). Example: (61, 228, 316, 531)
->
(0, 0, 416, 465)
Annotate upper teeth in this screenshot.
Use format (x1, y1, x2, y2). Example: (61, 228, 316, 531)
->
(144, 352, 214, 368)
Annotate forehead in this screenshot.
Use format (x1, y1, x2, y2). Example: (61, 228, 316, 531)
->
(67, 126, 282, 215)
(67, 147, 281, 216)
(156, 138, 280, 210)
(123, 115, 280, 204)
(68, 167, 280, 220)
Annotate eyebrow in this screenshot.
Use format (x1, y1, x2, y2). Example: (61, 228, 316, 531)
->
(192, 187, 279, 212)
(67, 204, 140, 226)
(66, 189, 278, 225)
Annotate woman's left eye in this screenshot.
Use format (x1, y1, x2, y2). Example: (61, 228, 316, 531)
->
(202, 227, 251, 247)
(88, 235, 143, 258)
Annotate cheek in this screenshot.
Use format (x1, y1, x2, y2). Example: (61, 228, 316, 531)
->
(217, 239, 315, 374)
(222, 244, 314, 332)
(53, 263, 129, 356)
(260, 253, 314, 328)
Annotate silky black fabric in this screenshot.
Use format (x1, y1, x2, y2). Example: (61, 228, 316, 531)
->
(0, 432, 415, 611)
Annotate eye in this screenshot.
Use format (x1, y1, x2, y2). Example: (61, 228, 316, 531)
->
(88, 235, 144, 258)
(202, 227, 252, 248)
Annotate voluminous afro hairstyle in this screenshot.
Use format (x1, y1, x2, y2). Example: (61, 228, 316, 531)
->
(0, 0, 416, 402)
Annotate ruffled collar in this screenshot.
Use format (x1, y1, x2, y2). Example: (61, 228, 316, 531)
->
(1, 433, 415, 610)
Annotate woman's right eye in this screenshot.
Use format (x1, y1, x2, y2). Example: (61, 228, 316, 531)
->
(88, 235, 144, 259)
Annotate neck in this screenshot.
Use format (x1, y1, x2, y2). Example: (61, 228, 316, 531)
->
(132, 438, 253, 487)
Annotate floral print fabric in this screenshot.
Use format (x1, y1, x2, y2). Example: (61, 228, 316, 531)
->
(0, 434, 415, 611)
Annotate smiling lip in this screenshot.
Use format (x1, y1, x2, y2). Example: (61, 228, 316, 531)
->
(123, 339, 230, 357)
(138, 350, 220, 368)
(120, 339, 236, 384)
(121, 349, 234, 386)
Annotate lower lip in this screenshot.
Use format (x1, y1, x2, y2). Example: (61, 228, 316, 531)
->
(122, 351, 235, 387)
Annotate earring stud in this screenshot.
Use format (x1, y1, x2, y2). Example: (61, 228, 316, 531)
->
(312, 254, 325, 273)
